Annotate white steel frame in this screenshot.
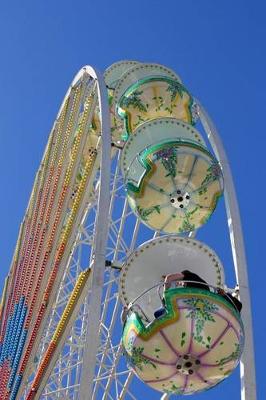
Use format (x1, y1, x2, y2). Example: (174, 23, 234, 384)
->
(19, 69, 256, 400)
(198, 102, 256, 400)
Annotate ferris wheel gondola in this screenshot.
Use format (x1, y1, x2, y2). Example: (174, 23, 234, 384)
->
(119, 235, 244, 395)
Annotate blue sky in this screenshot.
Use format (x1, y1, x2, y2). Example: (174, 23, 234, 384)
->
(0, 1, 264, 398)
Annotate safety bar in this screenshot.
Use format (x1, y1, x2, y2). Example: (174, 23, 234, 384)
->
(127, 280, 241, 316)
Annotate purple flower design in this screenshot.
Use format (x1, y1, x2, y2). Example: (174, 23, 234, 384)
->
(155, 147, 176, 161)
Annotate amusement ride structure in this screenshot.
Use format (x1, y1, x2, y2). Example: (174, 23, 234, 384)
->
(0, 61, 256, 399)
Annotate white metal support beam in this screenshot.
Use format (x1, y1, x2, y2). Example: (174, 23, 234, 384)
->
(198, 102, 257, 400)
(78, 66, 111, 400)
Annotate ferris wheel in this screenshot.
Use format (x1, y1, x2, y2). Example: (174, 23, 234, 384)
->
(0, 61, 256, 400)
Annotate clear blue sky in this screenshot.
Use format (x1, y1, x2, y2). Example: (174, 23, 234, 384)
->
(0, 1, 264, 399)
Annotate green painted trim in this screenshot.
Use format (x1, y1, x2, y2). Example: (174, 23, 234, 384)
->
(126, 140, 219, 194)
(165, 287, 243, 324)
(116, 76, 194, 137)
(123, 287, 244, 344)
(118, 77, 189, 109)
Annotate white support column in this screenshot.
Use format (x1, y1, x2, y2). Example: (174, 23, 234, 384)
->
(79, 67, 111, 400)
(198, 102, 257, 400)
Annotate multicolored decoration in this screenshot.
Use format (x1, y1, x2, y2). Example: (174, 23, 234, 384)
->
(0, 70, 99, 400)
(120, 118, 205, 176)
(125, 138, 223, 234)
(122, 287, 244, 395)
(117, 77, 197, 139)
(25, 269, 91, 399)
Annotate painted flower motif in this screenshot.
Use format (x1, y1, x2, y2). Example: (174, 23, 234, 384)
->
(122, 90, 147, 112)
(209, 162, 222, 178)
(166, 81, 186, 102)
(218, 343, 241, 366)
(136, 205, 161, 222)
(165, 384, 184, 394)
(184, 298, 218, 344)
(134, 114, 146, 127)
(191, 101, 200, 123)
(155, 147, 176, 160)
(152, 95, 164, 111)
(154, 147, 178, 178)
(178, 207, 199, 232)
(200, 162, 222, 187)
(127, 346, 157, 371)
(178, 218, 195, 233)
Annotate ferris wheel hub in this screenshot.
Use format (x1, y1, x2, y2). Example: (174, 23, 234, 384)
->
(170, 190, 191, 209)
(175, 354, 201, 375)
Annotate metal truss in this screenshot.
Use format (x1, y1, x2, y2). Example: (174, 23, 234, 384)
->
(19, 152, 149, 400)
